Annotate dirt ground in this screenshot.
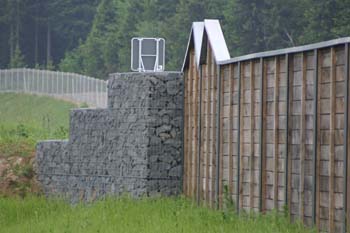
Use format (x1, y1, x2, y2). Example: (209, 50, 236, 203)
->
(0, 152, 41, 197)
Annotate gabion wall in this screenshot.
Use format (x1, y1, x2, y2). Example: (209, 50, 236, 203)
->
(36, 72, 183, 202)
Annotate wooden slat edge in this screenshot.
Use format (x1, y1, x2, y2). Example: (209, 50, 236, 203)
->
(228, 64, 234, 198)
(329, 47, 336, 233)
(250, 61, 255, 210)
(274, 56, 280, 210)
(300, 52, 307, 223)
(206, 45, 212, 205)
(219, 66, 224, 209)
(211, 59, 217, 208)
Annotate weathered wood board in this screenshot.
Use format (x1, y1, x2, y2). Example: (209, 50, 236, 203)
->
(183, 40, 349, 233)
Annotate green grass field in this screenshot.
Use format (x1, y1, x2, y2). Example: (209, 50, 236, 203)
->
(0, 196, 315, 233)
(0, 93, 77, 157)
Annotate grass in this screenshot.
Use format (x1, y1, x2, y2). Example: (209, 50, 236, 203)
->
(0, 93, 77, 196)
(0, 93, 315, 232)
(0, 93, 77, 157)
(0, 195, 315, 233)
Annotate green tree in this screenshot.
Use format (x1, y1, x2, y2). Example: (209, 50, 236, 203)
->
(223, 0, 270, 55)
(164, 0, 227, 70)
(223, 0, 309, 56)
(59, 0, 179, 77)
(9, 44, 25, 68)
(0, 0, 98, 68)
(330, 0, 350, 38)
(60, 0, 124, 78)
(4, 0, 350, 74)
(300, 0, 337, 43)
(264, 0, 306, 47)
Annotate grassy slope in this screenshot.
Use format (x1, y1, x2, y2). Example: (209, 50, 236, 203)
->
(0, 94, 315, 233)
(0, 93, 74, 129)
(0, 93, 76, 196)
(0, 93, 77, 157)
(0, 196, 315, 233)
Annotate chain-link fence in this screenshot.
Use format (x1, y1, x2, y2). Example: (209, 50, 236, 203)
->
(0, 68, 107, 108)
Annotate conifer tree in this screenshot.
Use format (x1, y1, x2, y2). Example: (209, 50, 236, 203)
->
(10, 44, 25, 68)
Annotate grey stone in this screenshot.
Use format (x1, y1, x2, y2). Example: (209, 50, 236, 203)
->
(156, 125, 172, 135)
(35, 72, 184, 202)
(166, 80, 179, 95)
(159, 133, 171, 140)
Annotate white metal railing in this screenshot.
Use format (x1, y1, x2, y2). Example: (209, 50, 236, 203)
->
(0, 68, 108, 108)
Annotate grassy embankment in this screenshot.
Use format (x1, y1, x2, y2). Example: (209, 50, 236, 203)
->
(0, 196, 315, 233)
(0, 93, 315, 233)
(0, 93, 77, 196)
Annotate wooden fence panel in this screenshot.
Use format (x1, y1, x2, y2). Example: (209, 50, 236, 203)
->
(182, 39, 350, 233)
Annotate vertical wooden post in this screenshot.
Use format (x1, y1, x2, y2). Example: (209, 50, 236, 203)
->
(300, 53, 307, 223)
(201, 65, 206, 203)
(211, 61, 217, 208)
(197, 65, 203, 205)
(274, 56, 280, 210)
(259, 58, 266, 212)
(215, 65, 222, 209)
(228, 64, 234, 199)
(343, 43, 349, 233)
(237, 62, 242, 213)
(313, 49, 320, 228)
(285, 54, 290, 207)
(329, 47, 336, 233)
(206, 47, 212, 206)
(193, 56, 198, 199)
(219, 66, 224, 209)
(250, 61, 256, 209)
(287, 56, 294, 220)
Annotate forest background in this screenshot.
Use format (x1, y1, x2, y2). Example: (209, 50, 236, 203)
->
(1, 0, 349, 79)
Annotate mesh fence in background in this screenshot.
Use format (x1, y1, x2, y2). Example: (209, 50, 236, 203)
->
(0, 68, 108, 108)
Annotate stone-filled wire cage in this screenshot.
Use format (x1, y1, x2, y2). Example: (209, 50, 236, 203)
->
(107, 72, 184, 196)
(36, 72, 184, 203)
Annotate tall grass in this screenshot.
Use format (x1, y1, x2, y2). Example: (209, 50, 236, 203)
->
(0, 93, 76, 157)
(0, 93, 316, 233)
(0, 196, 316, 233)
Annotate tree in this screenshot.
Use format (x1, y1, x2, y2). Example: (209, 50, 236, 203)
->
(223, 0, 270, 55)
(2, 0, 347, 77)
(59, 0, 122, 78)
(300, 0, 338, 43)
(330, 0, 350, 38)
(262, 0, 307, 49)
(59, 0, 180, 77)
(222, 0, 310, 56)
(0, 0, 98, 68)
(9, 44, 25, 68)
(164, 0, 227, 70)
